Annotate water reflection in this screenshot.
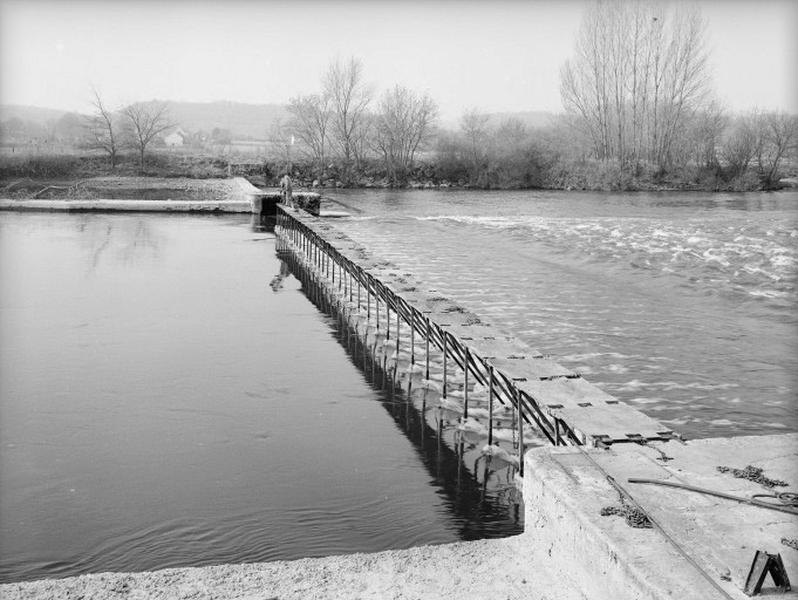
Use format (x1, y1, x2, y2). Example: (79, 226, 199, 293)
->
(74, 214, 163, 271)
(251, 214, 276, 234)
(269, 261, 291, 292)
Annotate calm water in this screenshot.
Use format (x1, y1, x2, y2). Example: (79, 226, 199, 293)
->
(328, 189, 798, 439)
(0, 212, 518, 584)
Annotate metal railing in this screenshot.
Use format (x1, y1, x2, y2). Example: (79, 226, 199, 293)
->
(275, 206, 589, 474)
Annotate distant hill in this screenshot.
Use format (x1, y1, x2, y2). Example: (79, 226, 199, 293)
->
(161, 101, 290, 139)
(2, 102, 559, 140)
(0, 104, 71, 124)
(1, 101, 291, 139)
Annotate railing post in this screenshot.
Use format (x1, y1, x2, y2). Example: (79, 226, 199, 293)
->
(488, 365, 494, 446)
(442, 330, 448, 398)
(463, 347, 469, 420)
(517, 388, 525, 477)
(410, 313, 415, 369)
(424, 315, 430, 380)
(396, 307, 400, 357)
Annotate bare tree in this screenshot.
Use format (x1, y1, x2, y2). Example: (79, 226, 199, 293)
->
(460, 109, 490, 183)
(721, 113, 757, 178)
(86, 88, 120, 168)
(269, 118, 294, 167)
(753, 111, 798, 188)
(323, 57, 372, 180)
(561, 1, 712, 170)
(373, 86, 438, 184)
(287, 94, 330, 173)
(121, 101, 172, 170)
(683, 101, 726, 170)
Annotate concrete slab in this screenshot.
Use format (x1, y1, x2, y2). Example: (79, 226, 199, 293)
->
(524, 434, 798, 599)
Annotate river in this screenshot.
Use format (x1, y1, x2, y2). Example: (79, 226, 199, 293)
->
(1, 189, 795, 582)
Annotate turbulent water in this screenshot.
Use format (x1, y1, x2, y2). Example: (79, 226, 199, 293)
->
(327, 189, 798, 439)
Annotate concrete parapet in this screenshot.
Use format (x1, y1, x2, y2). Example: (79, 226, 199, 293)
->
(524, 434, 798, 599)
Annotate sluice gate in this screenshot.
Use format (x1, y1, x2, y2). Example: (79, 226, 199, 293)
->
(275, 205, 680, 467)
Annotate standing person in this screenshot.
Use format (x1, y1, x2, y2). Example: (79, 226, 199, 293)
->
(280, 172, 294, 209)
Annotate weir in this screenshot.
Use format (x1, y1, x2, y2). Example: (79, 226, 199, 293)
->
(275, 204, 679, 459)
(275, 246, 524, 537)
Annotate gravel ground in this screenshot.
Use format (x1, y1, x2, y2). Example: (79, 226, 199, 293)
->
(0, 535, 575, 600)
(83, 176, 247, 201)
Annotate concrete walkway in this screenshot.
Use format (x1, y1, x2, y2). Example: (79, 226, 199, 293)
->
(524, 433, 798, 599)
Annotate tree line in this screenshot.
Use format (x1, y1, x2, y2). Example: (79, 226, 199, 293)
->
(557, 0, 797, 190)
(275, 1, 796, 191)
(85, 89, 173, 170)
(283, 57, 437, 186)
(0, 92, 174, 172)
(2, 0, 796, 190)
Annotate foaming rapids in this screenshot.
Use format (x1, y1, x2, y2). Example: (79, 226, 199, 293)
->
(412, 215, 796, 305)
(332, 189, 798, 439)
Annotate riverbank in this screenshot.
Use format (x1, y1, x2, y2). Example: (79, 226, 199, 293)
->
(3, 152, 794, 194)
(4, 174, 793, 210)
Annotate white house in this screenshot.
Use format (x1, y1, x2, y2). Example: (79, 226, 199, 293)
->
(164, 128, 186, 147)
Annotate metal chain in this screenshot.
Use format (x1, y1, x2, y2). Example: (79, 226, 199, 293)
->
(782, 538, 798, 551)
(600, 482, 653, 529)
(716, 465, 788, 488)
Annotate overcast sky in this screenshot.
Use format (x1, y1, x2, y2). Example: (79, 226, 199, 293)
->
(1, 0, 796, 120)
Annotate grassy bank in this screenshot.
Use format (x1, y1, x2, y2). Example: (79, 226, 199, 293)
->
(1, 150, 793, 194)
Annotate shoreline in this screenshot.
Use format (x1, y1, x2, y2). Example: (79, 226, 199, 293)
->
(3, 173, 795, 202)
